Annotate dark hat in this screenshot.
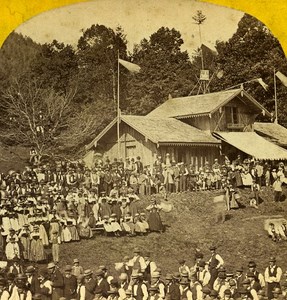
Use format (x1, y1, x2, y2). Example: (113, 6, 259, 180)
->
(95, 269, 104, 276)
(84, 269, 93, 276)
(39, 269, 49, 278)
(64, 265, 72, 272)
(236, 266, 244, 272)
(179, 259, 186, 264)
(99, 265, 107, 271)
(218, 272, 226, 279)
(242, 279, 251, 285)
(134, 247, 141, 253)
(180, 279, 190, 285)
(198, 260, 206, 267)
(248, 261, 256, 267)
(47, 262, 56, 269)
(15, 273, 27, 282)
(209, 245, 216, 250)
(269, 257, 276, 262)
(173, 272, 181, 280)
(195, 252, 204, 259)
(25, 266, 35, 273)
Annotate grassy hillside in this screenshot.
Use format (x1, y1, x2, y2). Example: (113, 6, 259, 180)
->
(60, 187, 287, 276)
(0, 144, 29, 172)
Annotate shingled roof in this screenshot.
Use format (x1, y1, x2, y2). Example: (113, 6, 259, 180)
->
(147, 89, 270, 118)
(254, 122, 287, 147)
(122, 115, 219, 145)
(86, 115, 220, 150)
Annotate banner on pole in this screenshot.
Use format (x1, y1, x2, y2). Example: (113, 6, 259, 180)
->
(200, 69, 210, 81)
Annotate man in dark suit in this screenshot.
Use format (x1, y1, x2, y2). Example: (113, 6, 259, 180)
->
(25, 265, 40, 295)
(84, 269, 97, 300)
(95, 269, 110, 298)
(47, 262, 64, 300)
(63, 265, 77, 300)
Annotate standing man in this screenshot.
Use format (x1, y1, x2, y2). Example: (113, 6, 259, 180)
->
(129, 248, 147, 274)
(63, 265, 77, 300)
(143, 252, 157, 284)
(208, 246, 224, 288)
(247, 261, 265, 290)
(264, 257, 282, 300)
(47, 262, 64, 300)
(83, 269, 96, 300)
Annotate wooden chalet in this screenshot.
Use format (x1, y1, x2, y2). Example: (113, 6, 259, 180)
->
(85, 115, 220, 168)
(84, 88, 287, 168)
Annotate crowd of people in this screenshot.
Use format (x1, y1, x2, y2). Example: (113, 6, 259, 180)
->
(29, 149, 287, 197)
(0, 246, 285, 300)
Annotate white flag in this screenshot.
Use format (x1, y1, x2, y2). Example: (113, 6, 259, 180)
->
(276, 71, 287, 87)
(119, 59, 141, 73)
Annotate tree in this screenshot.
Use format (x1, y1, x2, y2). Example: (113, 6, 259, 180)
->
(30, 40, 78, 93)
(0, 77, 76, 156)
(126, 27, 197, 115)
(213, 14, 287, 125)
(76, 24, 128, 106)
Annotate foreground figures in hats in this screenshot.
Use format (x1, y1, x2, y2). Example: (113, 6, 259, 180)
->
(0, 246, 286, 300)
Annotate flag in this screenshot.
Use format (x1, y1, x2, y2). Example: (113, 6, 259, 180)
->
(257, 78, 268, 91)
(216, 70, 224, 79)
(276, 71, 287, 87)
(119, 58, 141, 73)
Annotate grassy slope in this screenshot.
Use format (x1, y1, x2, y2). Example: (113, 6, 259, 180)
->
(60, 187, 287, 276)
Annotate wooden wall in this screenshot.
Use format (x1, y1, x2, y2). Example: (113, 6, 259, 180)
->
(96, 122, 157, 167)
(181, 95, 258, 133)
(158, 145, 220, 170)
(86, 121, 220, 169)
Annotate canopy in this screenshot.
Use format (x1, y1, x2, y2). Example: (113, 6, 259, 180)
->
(214, 132, 287, 160)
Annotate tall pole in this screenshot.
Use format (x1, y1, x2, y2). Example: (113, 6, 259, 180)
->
(117, 50, 121, 157)
(274, 68, 278, 124)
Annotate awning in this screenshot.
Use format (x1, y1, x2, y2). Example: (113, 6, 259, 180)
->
(213, 132, 287, 160)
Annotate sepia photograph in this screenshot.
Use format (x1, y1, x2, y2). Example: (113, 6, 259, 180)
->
(0, 0, 287, 299)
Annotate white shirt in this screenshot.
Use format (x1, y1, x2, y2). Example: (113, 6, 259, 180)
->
(264, 265, 282, 283)
(198, 269, 211, 287)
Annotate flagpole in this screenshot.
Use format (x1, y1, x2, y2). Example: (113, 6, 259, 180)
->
(274, 68, 278, 124)
(117, 50, 121, 157)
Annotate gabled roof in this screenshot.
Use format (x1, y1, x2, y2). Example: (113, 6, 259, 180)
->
(86, 115, 220, 150)
(254, 122, 287, 147)
(147, 89, 271, 119)
(214, 131, 287, 160)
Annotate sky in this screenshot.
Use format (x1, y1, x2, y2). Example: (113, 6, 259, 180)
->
(15, 0, 244, 56)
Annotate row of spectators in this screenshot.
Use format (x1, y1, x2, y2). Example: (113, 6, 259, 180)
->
(0, 245, 285, 300)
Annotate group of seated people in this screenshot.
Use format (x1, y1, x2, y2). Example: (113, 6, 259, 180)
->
(265, 218, 287, 242)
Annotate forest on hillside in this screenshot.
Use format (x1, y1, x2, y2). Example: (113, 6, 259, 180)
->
(0, 13, 286, 159)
